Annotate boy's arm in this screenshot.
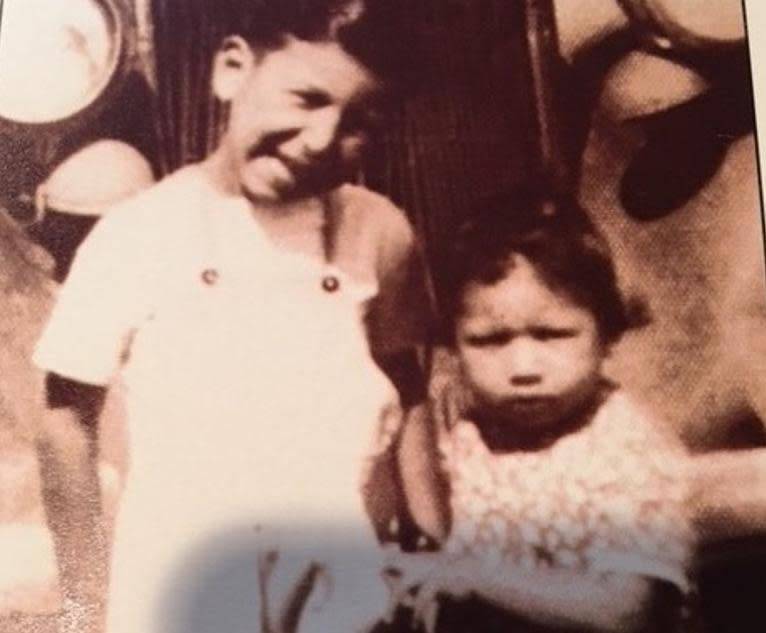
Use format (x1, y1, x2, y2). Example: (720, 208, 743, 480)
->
(396, 403, 450, 543)
(365, 199, 434, 405)
(363, 197, 446, 541)
(373, 349, 426, 409)
(37, 373, 109, 633)
(31, 198, 153, 631)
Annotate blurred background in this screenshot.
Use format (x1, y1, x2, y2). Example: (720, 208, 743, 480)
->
(0, 1, 763, 630)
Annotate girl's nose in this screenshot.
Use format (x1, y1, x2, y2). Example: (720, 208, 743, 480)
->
(507, 339, 542, 386)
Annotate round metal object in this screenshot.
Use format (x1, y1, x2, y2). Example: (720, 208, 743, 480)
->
(601, 50, 710, 120)
(36, 140, 154, 218)
(0, 0, 128, 132)
(618, 0, 745, 51)
(201, 269, 220, 286)
(321, 275, 340, 293)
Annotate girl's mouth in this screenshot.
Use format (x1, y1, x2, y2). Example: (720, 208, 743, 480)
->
(505, 396, 555, 408)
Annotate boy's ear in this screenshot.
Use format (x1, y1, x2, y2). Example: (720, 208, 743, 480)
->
(212, 36, 257, 102)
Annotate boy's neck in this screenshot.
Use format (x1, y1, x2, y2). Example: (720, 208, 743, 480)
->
(200, 153, 329, 258)
(201, 149, 325, 209)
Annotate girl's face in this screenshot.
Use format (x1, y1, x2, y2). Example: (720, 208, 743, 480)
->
(455, 255, 604, 432)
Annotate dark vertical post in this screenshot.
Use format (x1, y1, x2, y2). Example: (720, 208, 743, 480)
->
(524, 0, 570, 196)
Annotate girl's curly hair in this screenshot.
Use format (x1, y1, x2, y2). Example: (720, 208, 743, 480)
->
(441, 184, 643, 347)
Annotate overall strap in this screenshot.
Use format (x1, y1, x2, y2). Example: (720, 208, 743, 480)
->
(319, 192, 341, 292)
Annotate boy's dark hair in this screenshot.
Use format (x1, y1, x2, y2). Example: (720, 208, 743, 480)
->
(223, 0, 415, 86)
(441, 185, 636, 347)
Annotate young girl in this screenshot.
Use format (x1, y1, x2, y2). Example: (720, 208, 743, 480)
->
(392, 190, 694, 633)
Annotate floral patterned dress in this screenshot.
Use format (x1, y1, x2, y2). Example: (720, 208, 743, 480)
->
(432, 373, 694, 614)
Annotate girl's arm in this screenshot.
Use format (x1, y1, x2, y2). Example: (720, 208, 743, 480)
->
(392, 551, 659, 633)
(452, 557, 654, 632)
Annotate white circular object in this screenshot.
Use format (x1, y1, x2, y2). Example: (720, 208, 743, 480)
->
(37, 140, 154, 216)
(620, 0, 745, 48)
(643, 0, 745, 44)
(0, 0, 123, 124)
(601, 50, 709, 120)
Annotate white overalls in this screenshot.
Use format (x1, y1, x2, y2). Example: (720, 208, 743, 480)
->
(37, 168, 406, 633)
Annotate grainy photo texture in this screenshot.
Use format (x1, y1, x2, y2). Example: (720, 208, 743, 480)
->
(0, 1, 764, 633)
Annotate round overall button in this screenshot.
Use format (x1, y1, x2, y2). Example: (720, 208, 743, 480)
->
(201, 268, 219, 286)
(321, 275, 340, 292)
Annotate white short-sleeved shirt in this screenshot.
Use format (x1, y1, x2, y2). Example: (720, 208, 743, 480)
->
(34, 165, 430, 387)
(34, 164, 431, 633)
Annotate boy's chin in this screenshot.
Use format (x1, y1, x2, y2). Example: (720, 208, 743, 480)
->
(239, 178, 284, 205)
(244, 174, 346, 205)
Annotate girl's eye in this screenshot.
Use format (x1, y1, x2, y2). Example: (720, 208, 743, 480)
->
(529, 327, 577, 341)
(465, 331, 513, 347)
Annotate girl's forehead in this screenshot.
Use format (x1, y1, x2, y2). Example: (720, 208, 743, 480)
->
(460, 256, 590, 325)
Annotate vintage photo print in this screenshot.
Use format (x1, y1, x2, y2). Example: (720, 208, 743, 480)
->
(0, 1, 764, 632)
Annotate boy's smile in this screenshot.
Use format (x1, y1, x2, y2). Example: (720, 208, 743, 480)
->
(455, 255, 604, 433)
(209, 35, 385, 204)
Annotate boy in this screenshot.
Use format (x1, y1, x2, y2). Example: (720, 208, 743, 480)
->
(34, 2, 431, 632)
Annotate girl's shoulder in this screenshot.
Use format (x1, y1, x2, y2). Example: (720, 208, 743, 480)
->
(431, 377, 689, 484)
(589, 386, 688, 456)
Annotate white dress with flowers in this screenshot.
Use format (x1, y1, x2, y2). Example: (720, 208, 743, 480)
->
(435, 380, 693, 595)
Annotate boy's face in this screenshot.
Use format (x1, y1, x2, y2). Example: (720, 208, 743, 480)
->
(212, 35, 385, 203)
(455, 255, 604, 432)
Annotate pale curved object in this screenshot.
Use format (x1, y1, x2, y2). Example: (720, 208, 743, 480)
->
(600, 50, 709, 120)
(0, 0, 123, 124)
(554, 0, 630, 62)
(36, 140, 154, 217)
(620, 0, 745, 48)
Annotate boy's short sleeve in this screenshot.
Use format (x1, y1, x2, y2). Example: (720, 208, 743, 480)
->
(367, 206, 434, 358)
(33, 202, 155, 386)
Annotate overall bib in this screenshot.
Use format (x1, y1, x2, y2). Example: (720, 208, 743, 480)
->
(105, 195, 396, 633)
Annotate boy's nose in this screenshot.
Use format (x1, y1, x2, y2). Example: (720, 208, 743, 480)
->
(301, 109, 342, 157)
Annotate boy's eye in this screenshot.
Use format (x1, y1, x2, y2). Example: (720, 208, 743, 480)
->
(529, 327, 578, 341)
(292, 89, 332, 109)
(342, 106, 385, 134)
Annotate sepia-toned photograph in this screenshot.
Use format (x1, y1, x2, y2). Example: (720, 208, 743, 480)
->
(0, 1, 765, 632)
